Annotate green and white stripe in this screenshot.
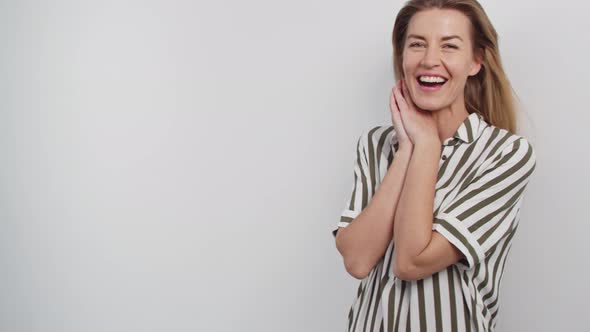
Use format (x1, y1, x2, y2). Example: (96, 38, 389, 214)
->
(333, 112, 537, 331)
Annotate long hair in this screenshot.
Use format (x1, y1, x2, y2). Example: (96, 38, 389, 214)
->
(392, 0, 518, 133)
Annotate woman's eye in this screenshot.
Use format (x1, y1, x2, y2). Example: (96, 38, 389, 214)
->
(409, 42, 424, 48)
(444, 44, 458, 49)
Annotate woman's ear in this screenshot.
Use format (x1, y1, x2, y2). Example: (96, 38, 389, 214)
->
(469, 48, 484, 77)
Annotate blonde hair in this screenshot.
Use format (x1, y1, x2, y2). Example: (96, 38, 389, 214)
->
(392, 0, 518, 133)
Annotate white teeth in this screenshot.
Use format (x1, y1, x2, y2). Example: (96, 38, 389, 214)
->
(419, 76, 447, 83)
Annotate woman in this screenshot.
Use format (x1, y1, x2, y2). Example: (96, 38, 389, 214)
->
(332, 0, 537, 331)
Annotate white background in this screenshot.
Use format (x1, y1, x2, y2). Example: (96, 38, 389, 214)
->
(1, 0, 587, 331)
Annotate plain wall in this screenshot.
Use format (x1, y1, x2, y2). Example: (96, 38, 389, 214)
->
(0, 0, 587, 331)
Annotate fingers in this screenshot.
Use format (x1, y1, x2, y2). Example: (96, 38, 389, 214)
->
(401, 79, 414, 108)
(393, 83, 407, 111)
(389, 87, 399, 113)
(390, 86, 404, 130)
(389, 87, 399, 112)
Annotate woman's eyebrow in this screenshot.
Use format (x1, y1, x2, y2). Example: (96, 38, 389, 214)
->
(407, 34, 464, 42)
(442, 35, 463, 42)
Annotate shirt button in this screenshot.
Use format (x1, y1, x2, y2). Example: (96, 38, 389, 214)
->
(442, 155, 447, 160)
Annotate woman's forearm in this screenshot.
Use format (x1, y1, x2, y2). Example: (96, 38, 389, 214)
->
(336, 146, 413, 279)
(392, 140, 441, 274)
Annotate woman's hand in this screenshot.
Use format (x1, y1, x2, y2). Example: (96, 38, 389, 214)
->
(389, 81, 413, 152)
(392, 79, 440, 147)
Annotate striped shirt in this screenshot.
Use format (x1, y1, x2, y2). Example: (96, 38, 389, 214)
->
(333, 112, 537, 331)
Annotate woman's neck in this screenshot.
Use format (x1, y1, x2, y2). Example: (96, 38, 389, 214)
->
(431, 98, 470, 144)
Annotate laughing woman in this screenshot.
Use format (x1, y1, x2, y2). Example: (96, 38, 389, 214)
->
(332, 1, 537, 331)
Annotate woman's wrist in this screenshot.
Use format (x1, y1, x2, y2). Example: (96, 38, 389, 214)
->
(396, 143, 414, 157)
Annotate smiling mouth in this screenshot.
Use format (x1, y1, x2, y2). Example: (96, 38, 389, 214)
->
(416, 78, 447, 88)
(415, 77, 448, 92)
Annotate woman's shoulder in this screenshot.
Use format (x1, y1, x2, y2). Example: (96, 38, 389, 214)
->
(480, 124, 537, 169)
(356, 124, 398, 154)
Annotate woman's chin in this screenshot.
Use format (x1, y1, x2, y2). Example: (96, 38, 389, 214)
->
(414, 101, 442, 112)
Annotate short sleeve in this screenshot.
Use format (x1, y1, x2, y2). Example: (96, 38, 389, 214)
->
(432, 138, 537, 270)
(332, 131, 373, 238)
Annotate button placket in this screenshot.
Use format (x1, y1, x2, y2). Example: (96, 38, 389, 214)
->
(441, 141, 455, 161)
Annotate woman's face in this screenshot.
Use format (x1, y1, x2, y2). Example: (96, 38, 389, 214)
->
(402, 8, 482, 112)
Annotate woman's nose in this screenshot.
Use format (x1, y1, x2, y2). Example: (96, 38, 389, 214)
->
(420, 47, 441, 67)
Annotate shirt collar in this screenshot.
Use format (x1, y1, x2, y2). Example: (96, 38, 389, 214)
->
(443, 112, 488, 146)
